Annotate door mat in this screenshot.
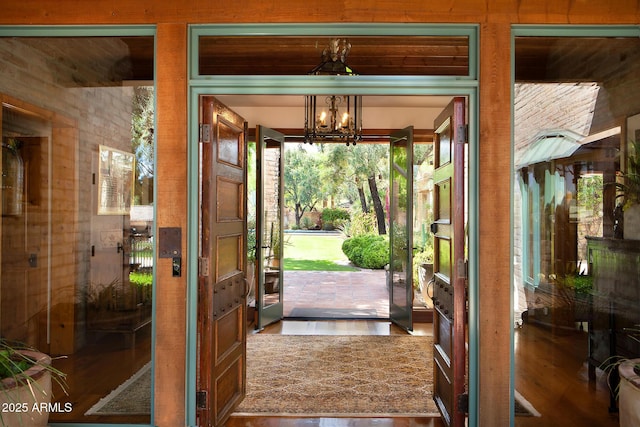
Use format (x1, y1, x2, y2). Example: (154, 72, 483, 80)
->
(234, 334, 439, 416)
(287, 307, 380, 319)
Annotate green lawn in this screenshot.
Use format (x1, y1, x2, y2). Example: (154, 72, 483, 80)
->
(283, 233, 359, 271)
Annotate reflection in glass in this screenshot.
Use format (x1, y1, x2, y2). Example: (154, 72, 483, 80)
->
(389, 129, 413, 330)
(261, 144, 282, 308)
(0, 36, 154, 424)
(413, 140, 434, 309)
(514, 35, 640, 425)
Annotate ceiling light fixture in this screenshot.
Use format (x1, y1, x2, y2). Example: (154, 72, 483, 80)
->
(304, 39, 362, 146)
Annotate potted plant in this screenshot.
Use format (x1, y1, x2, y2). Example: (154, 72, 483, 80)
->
(618, 326, 640, 427)
(613, 139, 640, 239)
(0, 339, 67, 427)
(601, 326, 640, 427)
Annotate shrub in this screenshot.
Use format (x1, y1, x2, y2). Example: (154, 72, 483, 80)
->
(321, 208, 350, 223)
(342, 234, 389, 269)
(301, 216, 315, 229)
(320, 208, 350, 230)
(348, 212, 379, 236)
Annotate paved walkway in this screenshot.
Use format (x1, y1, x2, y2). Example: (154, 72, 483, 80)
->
(282, 270, 389, 319)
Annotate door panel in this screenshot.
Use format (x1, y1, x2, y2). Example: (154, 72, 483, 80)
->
(432, 97, 467, 427)
(198, 96, 247, 427)
(389, 126, 414, 332)
(256, 125, 285, 330)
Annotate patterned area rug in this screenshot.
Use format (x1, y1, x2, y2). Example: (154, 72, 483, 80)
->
(234, 334, 439, 416)
(84, 362, 151, 415)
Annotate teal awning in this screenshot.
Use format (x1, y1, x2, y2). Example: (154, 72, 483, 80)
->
(516, 129, 584, 169)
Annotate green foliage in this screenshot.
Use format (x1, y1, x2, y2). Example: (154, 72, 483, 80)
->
(347, 212, 379, 237)
(131, 86, 154, 204)
(412, 247, 434, 289)
(342, 234, 389, 269)
(247, 228, 257, 261)
(129, 270, 153, 287)
(301, 216, 315, 230)
(284, 145, 327, 227)
(321, 208, 350, 222)
(320, 208, 350, 230)
(0, 350, 30, 380)
(0, 339, 67, 396)
(612, 139, 640, 209)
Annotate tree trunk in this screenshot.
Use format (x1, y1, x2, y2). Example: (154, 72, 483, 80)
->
(358, 184, 369, 213)
(295, 203, 306, 228)
(368, 175, 386, 235)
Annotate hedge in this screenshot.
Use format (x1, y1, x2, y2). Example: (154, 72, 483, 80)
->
(341, 234, 389, 269)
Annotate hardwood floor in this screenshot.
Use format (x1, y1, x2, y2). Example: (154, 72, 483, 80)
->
(513, 322, 619, 427)
(45, 319, 619, 427)
(230, 319, 622, 427)
(49, 327, 152, 424)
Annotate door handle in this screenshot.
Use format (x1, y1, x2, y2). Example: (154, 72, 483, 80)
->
(430, 223, 438, 234)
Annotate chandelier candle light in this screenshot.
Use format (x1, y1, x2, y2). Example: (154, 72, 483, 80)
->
(304, 39, 363, 146)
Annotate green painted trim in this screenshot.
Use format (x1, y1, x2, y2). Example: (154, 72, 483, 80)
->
(513, 24, 640, 37)
(186, 23, 480, 426)
(186, 87, 202, 427)
(189, 23, 478, 80)
(509, 24, 640, 427)
(0, 25, 155, 36)
(0, 25, 157, 427)
(466, 88, 479, 427)
(190, 22, 478, 37)
(187, 75, 478, 95)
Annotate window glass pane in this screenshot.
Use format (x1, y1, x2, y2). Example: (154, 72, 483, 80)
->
(0, 35, 154, 424)
(514, 35, 640, 426)
(198, 36, 469, 76)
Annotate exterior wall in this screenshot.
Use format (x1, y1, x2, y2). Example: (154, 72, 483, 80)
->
(2, 2, 639, 427)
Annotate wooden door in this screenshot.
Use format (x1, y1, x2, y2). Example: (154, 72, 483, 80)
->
(389, 126, 414, 332)
(1, 137, 48, 350)
(431, 97, 467, 427)
(197, 96, 248, 427)
(255, 125, 285, 330)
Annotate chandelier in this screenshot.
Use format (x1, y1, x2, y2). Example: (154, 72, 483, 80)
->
(304, 39, 363, 146)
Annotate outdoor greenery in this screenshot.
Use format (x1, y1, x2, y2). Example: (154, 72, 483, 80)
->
(320, 208, 350, 230)
(283, 234, 357, 271)
(284, 146, 327, 228)
(131, 86, 154, 205)
(129, 270, 153, 287)
(341, 234, 390, 269)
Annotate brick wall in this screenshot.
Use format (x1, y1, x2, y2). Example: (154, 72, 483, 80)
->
(0, 37, 137, 352)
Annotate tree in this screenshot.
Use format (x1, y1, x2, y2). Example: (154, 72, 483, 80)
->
(284, 145, 327, 228)
(324, 143, 389, 234)
(131, 86, 154, 205)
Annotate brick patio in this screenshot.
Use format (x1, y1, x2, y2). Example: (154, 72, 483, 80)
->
(282, 269, 389, 319)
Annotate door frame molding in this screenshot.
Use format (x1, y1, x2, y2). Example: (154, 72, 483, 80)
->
(186, 23, 480, 427)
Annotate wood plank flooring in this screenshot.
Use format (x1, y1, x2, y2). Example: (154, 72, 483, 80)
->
(230, 319, 622, 427)
(46, 318, 620, 427)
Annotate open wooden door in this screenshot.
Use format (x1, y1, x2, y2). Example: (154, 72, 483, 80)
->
(431, 97, 467, 427)
(255, 125, 285, 330)
(389, 126, 414, 332)
(197, 96, 248, 427)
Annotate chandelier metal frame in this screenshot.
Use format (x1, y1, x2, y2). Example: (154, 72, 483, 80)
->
(304, 39, 363, 146)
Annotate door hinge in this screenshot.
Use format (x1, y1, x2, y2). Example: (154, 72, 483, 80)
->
(456, 124, 468, 144)
(196, 390, 207, 409)
(200, 124, 211, 143)
(198, 257, 210, 277)
(457, 392, 469, 414)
